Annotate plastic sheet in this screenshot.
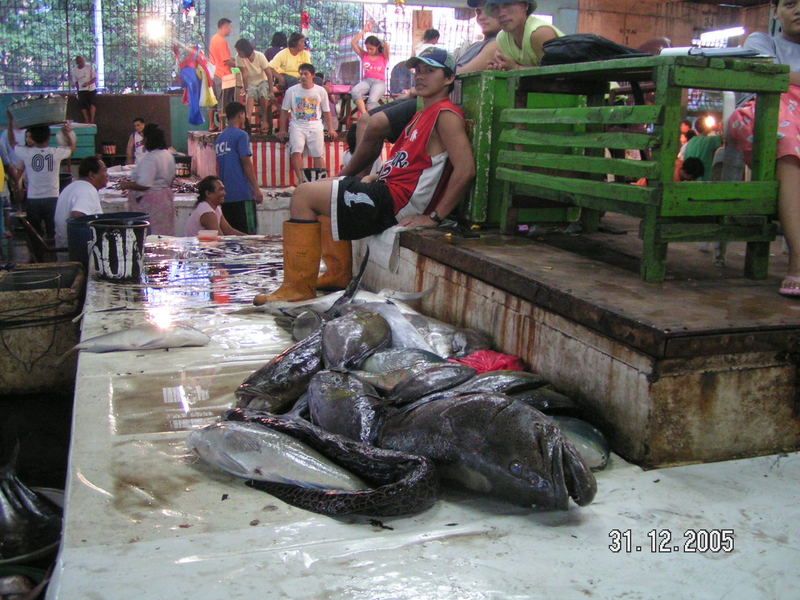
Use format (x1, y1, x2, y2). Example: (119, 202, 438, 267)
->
(47, 236, 800, 599)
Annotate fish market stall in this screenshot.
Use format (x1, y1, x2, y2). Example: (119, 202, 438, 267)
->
(47, 236, 800, 598)
(102, 166, 291, 236)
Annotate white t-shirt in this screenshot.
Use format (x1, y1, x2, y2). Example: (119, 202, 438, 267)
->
(184, 201, 221, 236)
(54, 179, 103, 247)
(282, 84, 330, 130)
(72, 64, 97, 91)
(131, 132, 146, 163)
(14, 145, 72, 198)
(133, 149, 175, 189)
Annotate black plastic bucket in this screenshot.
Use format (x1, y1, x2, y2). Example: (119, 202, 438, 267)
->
(88, 218, 150, 281)
(68, 211, 149, 269)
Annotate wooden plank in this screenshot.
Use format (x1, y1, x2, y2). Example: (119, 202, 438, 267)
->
(672, 64, 789, 92)
(497, 150, 660, 179)
(655, 222, 776, 243)
(496, 167, 659, 205)
(751, 93, 781, 183)
(498, 128, 658, 150)
(499, 105, 663, 126)
(659, 181, 778, 216)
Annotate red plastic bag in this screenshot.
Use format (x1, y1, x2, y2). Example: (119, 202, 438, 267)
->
(448, 350, 525, 374)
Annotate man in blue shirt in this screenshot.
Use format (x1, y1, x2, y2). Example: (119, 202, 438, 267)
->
(215, 102, 263, 233)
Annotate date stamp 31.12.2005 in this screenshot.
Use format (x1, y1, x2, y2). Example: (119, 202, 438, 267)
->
(608, 529, 735, 554)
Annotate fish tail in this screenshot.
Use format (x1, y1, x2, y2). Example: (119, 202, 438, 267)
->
(326, 247, 369, 317)
(55, 346, 79, 365)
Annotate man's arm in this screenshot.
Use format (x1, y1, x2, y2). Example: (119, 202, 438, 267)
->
(126, 134, 135, 164)
(277, 109, 290, 141)
(240, 155, 263, 203)
(322, 90, 337, 139)
(398, 111, 475, 227)
(457, 40, 498, 74)
(62, 123, 76, 155)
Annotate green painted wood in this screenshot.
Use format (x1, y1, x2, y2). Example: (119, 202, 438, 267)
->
(498, 128, 658, 150)
(496, 167, 658, 205)
(497, 150, 659, 179)
(672, 64, 789, 93)
(640, 207, 667, 282)
(745, 241, 771, 279)
(655, 222, 776, 242)
(660, 181, 778, 216)
(499, 105, 663, 126)
(750, 93, 781, 183)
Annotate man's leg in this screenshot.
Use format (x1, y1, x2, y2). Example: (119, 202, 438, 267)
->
(290, 180, 334, 220)
(89, 100, 96, 124)
(258, 97, 270, 133)
(290, 152, 304, 186)
(339, 111, 390, 176)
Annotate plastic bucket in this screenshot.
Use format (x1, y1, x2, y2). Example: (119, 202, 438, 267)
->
(68, 212, 149, 268)
(88, 218, 150, 281)
(303, 167, 328, 183)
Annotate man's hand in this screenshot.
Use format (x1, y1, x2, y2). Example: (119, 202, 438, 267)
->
(277, 131, 288, 142)
(488, 49, 518, 71)
(399, 214, 438, 228)
(224, 58, 236, 67)
(360, 173, 380, 184)
(254, 187, 264, 204)
(325, 130, 338, 141)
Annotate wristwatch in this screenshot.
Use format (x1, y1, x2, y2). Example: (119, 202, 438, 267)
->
(429, 210, 443, 224)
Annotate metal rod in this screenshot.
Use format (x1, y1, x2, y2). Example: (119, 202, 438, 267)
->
(65, 0, 72, 93)
(137, 0, 143, 92)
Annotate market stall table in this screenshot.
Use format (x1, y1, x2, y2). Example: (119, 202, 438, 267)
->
(47, 236, 800, 599)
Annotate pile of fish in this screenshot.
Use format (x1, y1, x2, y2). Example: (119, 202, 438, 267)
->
(0, 444, 62, 560)
(189, 253, 609, 516)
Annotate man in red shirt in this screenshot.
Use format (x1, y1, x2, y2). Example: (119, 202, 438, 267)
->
(256, 47, 475, 304)
(209, 18, 236, 131)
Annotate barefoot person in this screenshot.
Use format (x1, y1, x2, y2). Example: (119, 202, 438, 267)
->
(257, 48, 475, 304)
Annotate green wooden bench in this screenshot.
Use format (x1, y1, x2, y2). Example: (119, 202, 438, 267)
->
(458, 56, 789, 282)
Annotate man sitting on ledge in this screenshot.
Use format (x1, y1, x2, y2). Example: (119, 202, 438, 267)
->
(256, 48, 475, 304)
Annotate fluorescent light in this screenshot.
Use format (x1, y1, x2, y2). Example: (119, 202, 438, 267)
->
(699, 26, 745, 44)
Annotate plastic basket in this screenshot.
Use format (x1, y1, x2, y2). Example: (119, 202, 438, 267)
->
(9, 96, 68, 128)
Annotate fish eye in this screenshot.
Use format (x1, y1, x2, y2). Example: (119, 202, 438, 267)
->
(509, 461, 523, 476)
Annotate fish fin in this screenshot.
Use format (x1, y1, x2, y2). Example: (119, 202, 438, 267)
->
(326, 247, 369, 318)
(212, 450, 252, 478)
(378, 280, 437, 302)
(562, 440, 598, 506)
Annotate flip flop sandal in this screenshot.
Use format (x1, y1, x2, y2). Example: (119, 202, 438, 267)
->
(779, 275, 800, 297)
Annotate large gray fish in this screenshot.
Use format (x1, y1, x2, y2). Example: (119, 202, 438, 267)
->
(188, 421, 368, 490)
(350, 363, 435, 394)
(407, 370, 550, 409)
(551, 416, 610, 472)
(510, 387, 580, 416)
(360, 348, 446, 373)
(386, 363, 477, 406)
(307, 371, 386, 444)
(235, 329, 324, 413)
(379, 393, 597, 510)
(67, 324, 210, 354)
(225, 409, 439, 517)
(322, 309, 391, 369)
(404, 313, 492, 358)
(0, 443, 62, 560)
(340, 302, 436, 353)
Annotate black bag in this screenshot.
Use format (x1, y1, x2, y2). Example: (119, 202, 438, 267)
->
(540, 34, 651, 66)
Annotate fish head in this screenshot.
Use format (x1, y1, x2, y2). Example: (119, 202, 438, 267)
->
(440, 394, 596, 509)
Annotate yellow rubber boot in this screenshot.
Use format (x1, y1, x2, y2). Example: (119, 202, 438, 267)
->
(316, 215, 353, 291)
(255, 221, 321, 304)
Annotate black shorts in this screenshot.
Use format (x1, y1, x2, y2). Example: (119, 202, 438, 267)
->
(78, 90, 97, 110)
(221, 199, 257, 234)
(368, 98, 418, 143)
(330, 177, 397, 241)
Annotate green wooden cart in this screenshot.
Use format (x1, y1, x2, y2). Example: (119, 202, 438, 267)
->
(457, 55, 789, 282)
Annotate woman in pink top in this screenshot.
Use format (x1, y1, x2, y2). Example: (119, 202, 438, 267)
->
(184, 175, 245, 237)
(350, 24, 390, 115)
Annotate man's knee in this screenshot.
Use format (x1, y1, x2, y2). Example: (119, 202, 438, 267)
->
(363, 112, 391, 143)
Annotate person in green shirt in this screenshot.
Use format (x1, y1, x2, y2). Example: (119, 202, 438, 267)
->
(468, 0, 562, 70)
(680, 117, 722, 182)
